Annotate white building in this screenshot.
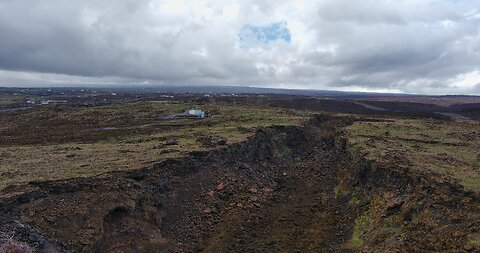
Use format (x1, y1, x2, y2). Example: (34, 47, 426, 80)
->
(186, 109, 205, 118)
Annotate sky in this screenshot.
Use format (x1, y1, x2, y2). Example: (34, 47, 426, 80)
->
(0, 0, 480, 95)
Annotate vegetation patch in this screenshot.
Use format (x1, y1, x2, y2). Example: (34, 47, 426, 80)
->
(346, 118, 480, 191)
(0, 101, 311, 191)
(345, 210, 369, 250)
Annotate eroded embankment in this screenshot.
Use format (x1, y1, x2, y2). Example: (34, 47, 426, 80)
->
(1, 115, 480, 252)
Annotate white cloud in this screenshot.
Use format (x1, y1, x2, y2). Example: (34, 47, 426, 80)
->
(450, 71, 480, 88)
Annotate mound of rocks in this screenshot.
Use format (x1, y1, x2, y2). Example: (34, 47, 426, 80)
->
(196, 135, 227, 147)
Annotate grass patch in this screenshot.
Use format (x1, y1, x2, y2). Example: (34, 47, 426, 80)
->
(334, 185, 343, 196)
(348, 191, 361, 205)
(346, 118, 480, 191)
(0, 101, 312, 192)
(379, 216, 402, 239)
(345, 210, 369, 250)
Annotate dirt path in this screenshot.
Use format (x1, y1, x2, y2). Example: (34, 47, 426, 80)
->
(351, 101, 387, 111)
(434, 112, 473, 121)
(202, 151, 357, 252)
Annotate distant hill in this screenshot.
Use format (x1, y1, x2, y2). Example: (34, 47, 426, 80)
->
(107, 85, 403, 97)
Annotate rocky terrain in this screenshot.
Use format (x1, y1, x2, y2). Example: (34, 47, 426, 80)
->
(1, 115, 480, 252)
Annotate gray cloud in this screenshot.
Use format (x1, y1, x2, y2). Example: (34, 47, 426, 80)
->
(0, 0, 479, 94)
(307, 0, 480, 93)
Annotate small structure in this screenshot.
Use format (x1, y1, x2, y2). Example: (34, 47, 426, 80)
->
(162, 108, 206, 120)
(186, 109, 205, 118)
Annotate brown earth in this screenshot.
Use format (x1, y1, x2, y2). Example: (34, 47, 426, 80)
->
(1, 115, 480, 252)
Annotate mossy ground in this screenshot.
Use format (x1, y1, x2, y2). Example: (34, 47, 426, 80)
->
(346, 118, 480, 191)
(0, 101, 312, 191)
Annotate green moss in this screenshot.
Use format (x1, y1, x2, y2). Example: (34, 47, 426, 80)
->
(345, 210, 369, 250)
(349, 191, 361, 205)
(468, 239, 480, 246)
(379, 216, 402, 239)
(334, 185, 342, 196)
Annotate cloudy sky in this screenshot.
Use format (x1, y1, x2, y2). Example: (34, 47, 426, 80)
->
(0, 0, 480, 94)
